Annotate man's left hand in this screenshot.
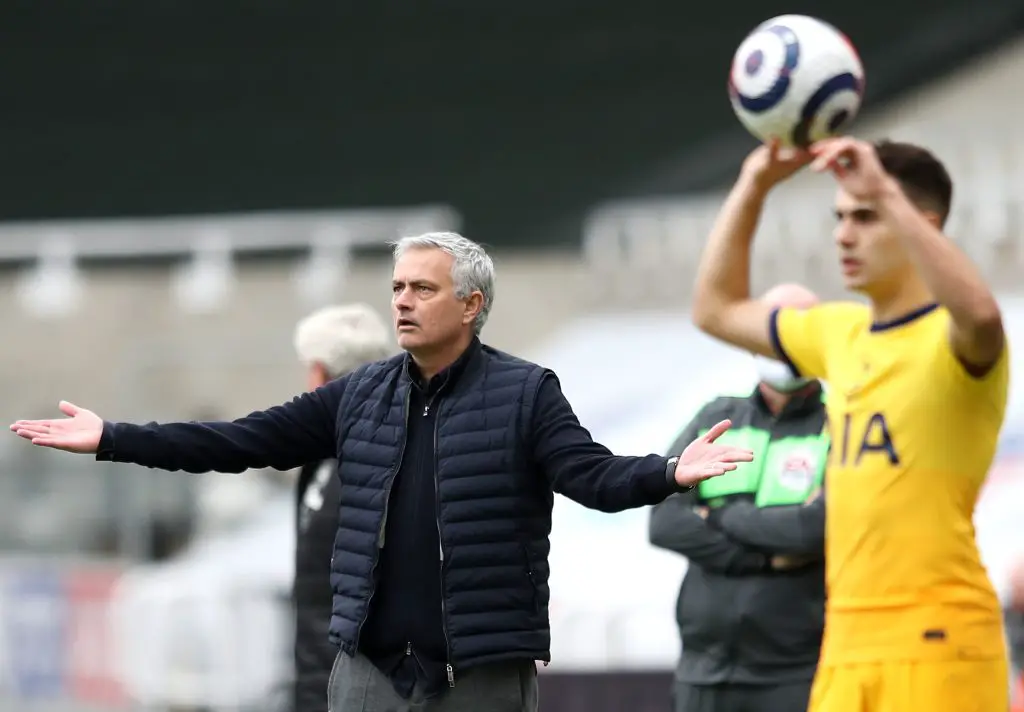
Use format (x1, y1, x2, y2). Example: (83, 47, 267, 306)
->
(674, 419, 754, 489)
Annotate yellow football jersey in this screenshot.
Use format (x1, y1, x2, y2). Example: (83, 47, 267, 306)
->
(771, 301, 1010, 664)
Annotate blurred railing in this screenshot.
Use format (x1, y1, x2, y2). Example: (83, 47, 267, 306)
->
(1, 205, 460, 318)
(0, 204, 463, 572)
(580, 35, 1024, 300)
(583, 128, 1024, 302)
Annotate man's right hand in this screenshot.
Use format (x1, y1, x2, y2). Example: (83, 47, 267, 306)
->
(739, 139, 812, 195)
(10, 401, 103, 454)
(673, 419, 755, 489)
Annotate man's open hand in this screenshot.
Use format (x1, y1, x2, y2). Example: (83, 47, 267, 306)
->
(674, 419, 754, 489)
(10, 401, 103, 454)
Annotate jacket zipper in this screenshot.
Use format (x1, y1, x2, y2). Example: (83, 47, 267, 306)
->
(523, 544, 540, 615)
(431, 399, 455, 687)
(352, 387, 411, 651)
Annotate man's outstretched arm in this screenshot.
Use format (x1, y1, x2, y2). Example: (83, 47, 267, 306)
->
(11, 382, 343, 474)
(531, 374, 753, 512)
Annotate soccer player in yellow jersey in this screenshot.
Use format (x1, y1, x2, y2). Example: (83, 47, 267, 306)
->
(691, 136, 1010, 712)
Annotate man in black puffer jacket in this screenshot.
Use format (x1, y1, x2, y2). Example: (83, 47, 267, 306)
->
(291, 304, 392, 712)
(10, 232, 755, 712)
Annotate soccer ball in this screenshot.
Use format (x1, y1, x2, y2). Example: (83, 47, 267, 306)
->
(728, 14, 865, 148)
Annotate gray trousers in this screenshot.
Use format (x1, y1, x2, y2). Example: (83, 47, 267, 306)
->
(327, 651, 539, 712)
(674, 681, 812, 712)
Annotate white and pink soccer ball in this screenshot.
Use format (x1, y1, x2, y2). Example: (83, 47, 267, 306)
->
(729, 14, 866, 148)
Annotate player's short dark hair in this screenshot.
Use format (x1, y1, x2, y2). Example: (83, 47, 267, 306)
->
(873, 140, 953, 225)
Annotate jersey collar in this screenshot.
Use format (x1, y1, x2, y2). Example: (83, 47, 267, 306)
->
(869, 302, 939, 333)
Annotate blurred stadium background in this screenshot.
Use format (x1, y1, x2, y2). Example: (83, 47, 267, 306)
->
(2, 1, 1024, 710)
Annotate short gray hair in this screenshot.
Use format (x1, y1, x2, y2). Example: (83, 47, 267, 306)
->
(293, 303, 393, 378)
(391, 231, 495, 334)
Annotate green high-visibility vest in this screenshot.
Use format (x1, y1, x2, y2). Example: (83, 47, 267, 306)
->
(696, 390, 830, 506)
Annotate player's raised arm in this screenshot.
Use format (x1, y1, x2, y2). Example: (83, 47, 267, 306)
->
(692, 141, 811, 357)
(810, 137, 1005, 375)
(9, 382, 343, 473)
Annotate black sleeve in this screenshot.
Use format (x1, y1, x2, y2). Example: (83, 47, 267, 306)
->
(95, 379, 344, 474)
(648, 407, 771, 576)
(713, 488, 825, 556)
(531, 372, 679, 512)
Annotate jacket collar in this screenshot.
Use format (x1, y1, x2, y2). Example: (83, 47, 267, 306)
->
(403, 336, 482, 395)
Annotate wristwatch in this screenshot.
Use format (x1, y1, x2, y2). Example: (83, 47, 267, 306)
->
(666, 456, 695, 492)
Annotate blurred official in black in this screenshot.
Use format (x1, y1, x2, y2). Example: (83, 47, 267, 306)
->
(292, 303, 393, 712)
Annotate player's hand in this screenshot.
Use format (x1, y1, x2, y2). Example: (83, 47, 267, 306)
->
(740, 138, 812, 193)
(9, 401, 104, 454)
(809, 137, 894, 201)
(674, 419, 754, 489)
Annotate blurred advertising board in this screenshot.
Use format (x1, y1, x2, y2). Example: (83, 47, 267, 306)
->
(0, 558, 127, 710)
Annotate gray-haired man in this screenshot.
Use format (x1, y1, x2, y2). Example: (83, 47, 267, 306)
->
(292, 304, 392, 712)
(11, 232, 756, 712)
